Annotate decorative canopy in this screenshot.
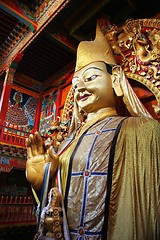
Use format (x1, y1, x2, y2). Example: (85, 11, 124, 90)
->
(98, 18, 160, 115)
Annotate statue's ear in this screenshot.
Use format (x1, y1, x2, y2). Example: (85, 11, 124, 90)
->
(111, 66, 123, 97)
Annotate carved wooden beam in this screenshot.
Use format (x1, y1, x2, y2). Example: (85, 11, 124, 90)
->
(0, 0, 37, 32)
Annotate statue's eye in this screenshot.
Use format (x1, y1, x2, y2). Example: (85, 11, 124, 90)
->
(85, 75, 98, 82)
(73, 83, 78, 90)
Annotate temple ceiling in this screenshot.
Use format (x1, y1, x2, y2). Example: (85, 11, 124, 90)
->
(0, 0, 159, 93)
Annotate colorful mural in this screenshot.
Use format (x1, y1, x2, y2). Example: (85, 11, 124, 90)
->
(5, 88, 37, 132)
(39, 91, 57, 136)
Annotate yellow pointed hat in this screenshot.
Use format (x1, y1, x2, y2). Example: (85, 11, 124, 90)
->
(75, 24, 116, 72)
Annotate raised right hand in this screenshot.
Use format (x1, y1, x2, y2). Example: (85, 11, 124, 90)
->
(26, 132, 59, 190)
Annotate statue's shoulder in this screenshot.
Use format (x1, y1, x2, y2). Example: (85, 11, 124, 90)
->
(122, 116, 160, 135)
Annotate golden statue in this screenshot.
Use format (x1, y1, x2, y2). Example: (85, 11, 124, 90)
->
(26, 24, 160, 240)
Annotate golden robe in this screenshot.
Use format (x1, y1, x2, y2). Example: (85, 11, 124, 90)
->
(58, 115, 160, 240)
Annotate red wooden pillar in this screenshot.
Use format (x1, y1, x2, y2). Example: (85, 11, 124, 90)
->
(33, 96, 42, 133)
(0, 67, 15, 126)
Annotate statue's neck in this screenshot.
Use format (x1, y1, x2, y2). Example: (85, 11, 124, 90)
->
(86, 107, 118, 123)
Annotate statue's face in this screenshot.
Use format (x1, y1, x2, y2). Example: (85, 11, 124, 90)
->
(72, 61, 116, 113)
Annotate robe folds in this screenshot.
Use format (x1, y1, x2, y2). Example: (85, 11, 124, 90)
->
(58, 115, 160, 240)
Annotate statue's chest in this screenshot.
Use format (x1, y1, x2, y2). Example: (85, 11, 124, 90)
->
(71, 117, 122, 173)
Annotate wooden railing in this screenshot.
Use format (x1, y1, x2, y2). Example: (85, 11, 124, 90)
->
(0, 125, 31, 147)
(0, 195, 36, 227)
(0, 124, 48, 148)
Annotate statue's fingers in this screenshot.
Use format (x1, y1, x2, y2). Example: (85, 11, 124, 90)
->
(29, 134, 38, 156)
(26, 138, 32, 159)
(34, 132, 44, 154)
(44, 137, 52, 152)
(44, 147, 59, 176)
(26, 137, 30, 147)
(46, 147, 59, 164)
